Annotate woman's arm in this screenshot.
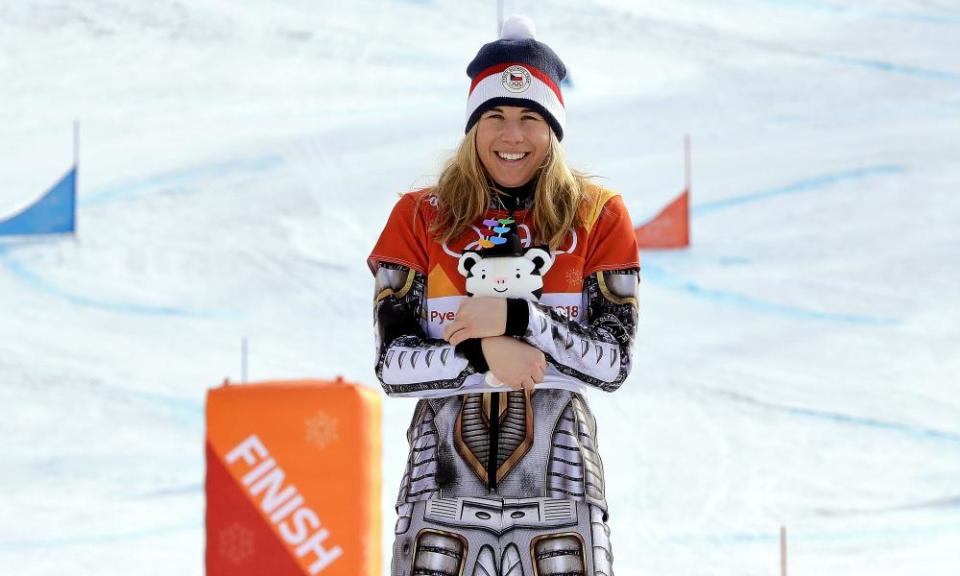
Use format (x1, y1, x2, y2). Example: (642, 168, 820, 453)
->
(509, 268, 639, 392)
(374, 262, 481, 397)
(441, 268, 639, 393)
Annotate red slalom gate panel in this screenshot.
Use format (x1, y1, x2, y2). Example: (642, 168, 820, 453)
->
(206, 379, 381, 575)
(634, 189, 689, 249)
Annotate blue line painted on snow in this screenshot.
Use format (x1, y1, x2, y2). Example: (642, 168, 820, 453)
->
(874, 10, 960, 25)
(0, 521, 201, 551)
(714, 256, 753, 266)
(96, 382, 204, 428)
(761, 0, 845, 15)
(714, 389, 960, 446)
(818, 54, 960, 82)
(640, 164, 906, 323)
(760, 0, 960, 25)
(643, 261, 900, 325)
(0, 245, 236, 318)
(691, 165, 905, 217)
(784, 405, 960, 444)
(0, 154, 275, 316)
(82, 155, 284, 207)
(123, 388, 204, 418)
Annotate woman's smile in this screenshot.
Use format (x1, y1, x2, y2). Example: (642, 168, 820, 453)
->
(476, 106, 550, 188)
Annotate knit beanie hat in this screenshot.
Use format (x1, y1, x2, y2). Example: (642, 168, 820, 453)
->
(465, 15, 567, 140)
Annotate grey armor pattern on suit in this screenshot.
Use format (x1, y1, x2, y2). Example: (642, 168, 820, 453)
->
(547, 395, 606, 505)
(375, 264, 477, 395)
(477, 546, 498, 575)
(590, 505, 614, 576)
(393, 390, 609, 514)
(395, 403, 441, 523)
(501, 544, 522, 575)
(391, 497, 614, 576)
(375, 263, 636, 575)
(521, 270, 638, 392)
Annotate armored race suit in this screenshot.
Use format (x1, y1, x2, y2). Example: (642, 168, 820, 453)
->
(368, 184, 639, 576)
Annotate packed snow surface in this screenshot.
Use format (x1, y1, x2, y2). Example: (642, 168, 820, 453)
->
(1, 0, 958, 574)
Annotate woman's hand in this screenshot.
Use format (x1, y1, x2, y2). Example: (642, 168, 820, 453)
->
(443, 297, 508, 346)
(480, 336, 545, 392)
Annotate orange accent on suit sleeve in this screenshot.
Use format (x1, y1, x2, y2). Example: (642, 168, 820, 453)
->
(583, 193, 641, 275)
(367, 192, 432, 275)
(580, 184, 618, 233)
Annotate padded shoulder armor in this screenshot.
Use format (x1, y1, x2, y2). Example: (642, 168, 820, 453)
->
(597, 269, 639, 305)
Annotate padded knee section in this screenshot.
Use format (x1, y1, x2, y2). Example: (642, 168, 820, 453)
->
(534, 534, 586, 575)
(413, 531, 466, 576)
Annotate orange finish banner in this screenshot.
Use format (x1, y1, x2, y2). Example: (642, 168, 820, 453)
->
(206, 379, 381, 575)
(634, 189, 690, 249)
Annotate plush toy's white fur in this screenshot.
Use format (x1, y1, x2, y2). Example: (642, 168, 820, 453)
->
(458, 247, 553, 388)
(458, 248, 553, 301)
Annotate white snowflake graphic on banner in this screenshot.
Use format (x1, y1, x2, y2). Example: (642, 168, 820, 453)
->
(218, 522, 254, 565)
(305, 410, 339, 450)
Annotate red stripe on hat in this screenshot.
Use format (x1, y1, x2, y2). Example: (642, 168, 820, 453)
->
(468, 62, 564, 106)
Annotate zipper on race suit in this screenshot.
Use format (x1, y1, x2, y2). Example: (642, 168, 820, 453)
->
(486, 392, 500, 492)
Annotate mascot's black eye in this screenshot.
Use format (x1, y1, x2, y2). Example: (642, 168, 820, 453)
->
(516, 273, 521, 279)
(481, 274, 486, 279)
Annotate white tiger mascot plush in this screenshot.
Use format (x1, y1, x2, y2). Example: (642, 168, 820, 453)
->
(457, 246, 553, 301)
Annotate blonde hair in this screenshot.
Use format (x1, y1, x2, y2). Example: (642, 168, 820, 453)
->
(428, 125, 591, 250)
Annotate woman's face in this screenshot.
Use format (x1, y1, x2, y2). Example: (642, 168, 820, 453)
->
(475, 106, 551, 188)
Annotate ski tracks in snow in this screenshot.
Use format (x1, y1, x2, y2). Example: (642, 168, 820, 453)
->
(0, 154, 286, 318)
(643, 164, 906, 325)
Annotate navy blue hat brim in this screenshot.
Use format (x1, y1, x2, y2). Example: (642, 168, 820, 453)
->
(465, 97, 564, 141)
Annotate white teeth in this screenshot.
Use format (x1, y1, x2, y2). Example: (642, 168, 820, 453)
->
(497, 151, 528, 161)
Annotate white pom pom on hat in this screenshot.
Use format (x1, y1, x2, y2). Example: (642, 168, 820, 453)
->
(465, 14, 568, 139)
(500, 15, 537, 40)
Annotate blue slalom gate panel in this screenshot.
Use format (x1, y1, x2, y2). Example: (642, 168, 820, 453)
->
(0, 167, 76, 236)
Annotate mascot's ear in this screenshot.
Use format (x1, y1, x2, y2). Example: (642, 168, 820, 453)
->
(524, 247, 554, 276)
(458, 252, 482, 277)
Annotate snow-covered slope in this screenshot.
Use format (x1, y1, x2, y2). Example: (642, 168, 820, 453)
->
(1, 1, 958, 574)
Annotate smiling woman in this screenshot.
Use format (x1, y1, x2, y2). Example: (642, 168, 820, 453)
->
(475, 106, 551, 188)
(367, 15, 641, 576)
